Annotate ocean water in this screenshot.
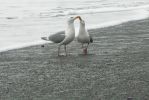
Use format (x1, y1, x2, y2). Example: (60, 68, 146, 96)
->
(0, 0, 149, 52)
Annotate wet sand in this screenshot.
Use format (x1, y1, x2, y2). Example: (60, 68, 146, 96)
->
(0, 18, 149, 100)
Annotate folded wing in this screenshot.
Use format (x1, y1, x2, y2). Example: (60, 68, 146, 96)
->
(41, 31, 65, 43)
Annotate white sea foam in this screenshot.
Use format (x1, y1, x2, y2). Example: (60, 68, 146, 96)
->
(51, 5, 149, 17)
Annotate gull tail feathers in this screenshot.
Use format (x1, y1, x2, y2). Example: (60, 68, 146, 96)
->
(90, 35, 93, 43)
(41, 37, 50, 41)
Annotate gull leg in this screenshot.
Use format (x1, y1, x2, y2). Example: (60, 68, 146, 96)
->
(86, 43, 89, 49)
(86, 43, 89, 54)
(83, 43, 89, 55)
(81, 44, 84, 48)
(81, 43, 84, 54)
(58, 45, 61, 56)
(64, 45, 67, 56)
(83, 48, 87, 55)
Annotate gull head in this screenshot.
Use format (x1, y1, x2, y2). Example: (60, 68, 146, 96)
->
(67, 16, 81, 24)
(78, 16, 85, 26)
(80, 19, 85, 26)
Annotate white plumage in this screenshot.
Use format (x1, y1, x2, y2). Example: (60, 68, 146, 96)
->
(41, 16, 80, 56)
(77, 18, 93, 54)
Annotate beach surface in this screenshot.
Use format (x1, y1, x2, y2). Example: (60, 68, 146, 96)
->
(0, 18, 149, 100)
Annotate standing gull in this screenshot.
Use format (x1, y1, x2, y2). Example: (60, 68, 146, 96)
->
(41, 16, 80, 56)
(77, 17, 93, 54)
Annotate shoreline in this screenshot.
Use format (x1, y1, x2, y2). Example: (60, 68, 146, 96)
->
(1, 15, 149, 53)
(0, 17, 149, 100)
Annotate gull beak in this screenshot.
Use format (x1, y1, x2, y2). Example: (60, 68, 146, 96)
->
(74, 16, 81, 20)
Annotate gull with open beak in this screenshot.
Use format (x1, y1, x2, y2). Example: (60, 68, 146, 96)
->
(41, 16, 80, 56)
(77, 17, 93, 55)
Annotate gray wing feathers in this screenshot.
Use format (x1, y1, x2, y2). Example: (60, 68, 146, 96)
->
(49, 33, 65, 43)
(41, 31, 65, 43)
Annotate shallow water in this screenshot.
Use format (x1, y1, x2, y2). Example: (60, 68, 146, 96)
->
(0, 0, 149, 52)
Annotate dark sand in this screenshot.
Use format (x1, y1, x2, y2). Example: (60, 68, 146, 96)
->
(0, 18, 149, 100)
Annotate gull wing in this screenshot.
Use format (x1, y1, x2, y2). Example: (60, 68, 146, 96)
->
(41, 31, 65, 43)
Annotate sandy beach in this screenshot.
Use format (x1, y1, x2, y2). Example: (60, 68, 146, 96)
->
(0, 18, 149, 100)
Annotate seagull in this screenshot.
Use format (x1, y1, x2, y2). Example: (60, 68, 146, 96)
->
(77, 17, 93, 55)
(41, 16, 80, 56)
